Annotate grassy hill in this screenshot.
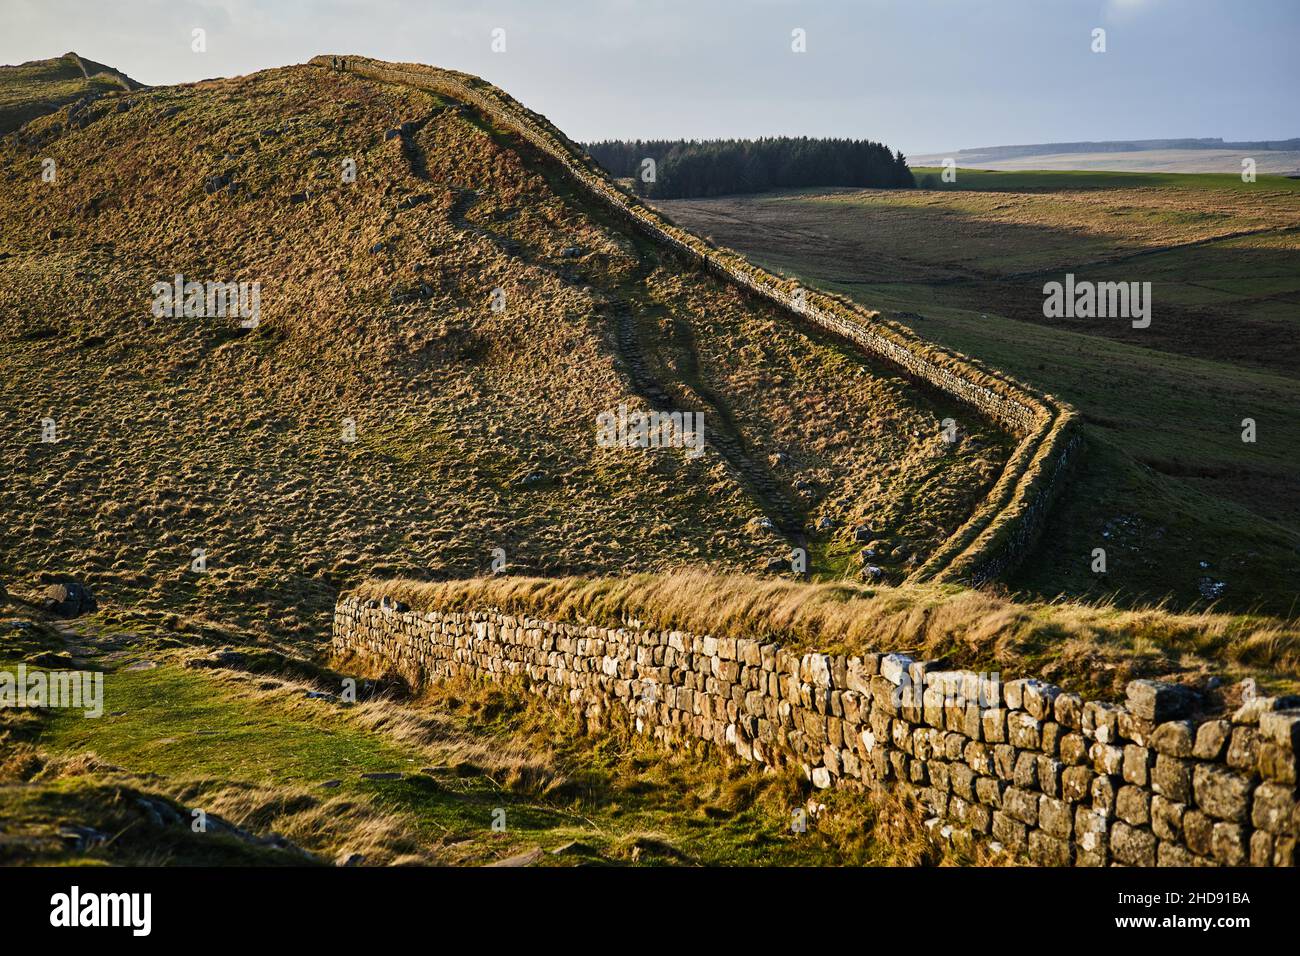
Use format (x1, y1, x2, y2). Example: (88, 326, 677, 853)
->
(0, 61, 1009, 640)
(0, 53, 141, 135)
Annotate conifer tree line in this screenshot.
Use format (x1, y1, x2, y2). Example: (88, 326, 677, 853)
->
(584, 137, 915, 198)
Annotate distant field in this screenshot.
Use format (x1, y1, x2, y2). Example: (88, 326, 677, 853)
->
(657, 171, 1300, 614)
(909, 166, 1300, 192)
(910, 150, 1300, 176)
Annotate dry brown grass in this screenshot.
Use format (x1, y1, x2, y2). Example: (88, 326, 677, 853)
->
(0, 63, 1007, 647)
(354, 570, 1300, 697)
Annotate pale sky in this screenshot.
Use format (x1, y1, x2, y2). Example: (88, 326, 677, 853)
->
(3, 0, 1296, 155)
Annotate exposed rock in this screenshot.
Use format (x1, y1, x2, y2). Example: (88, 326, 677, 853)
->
(41, 580, 96, 618)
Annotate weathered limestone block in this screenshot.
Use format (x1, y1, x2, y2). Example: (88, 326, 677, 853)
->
(1151, 795, 1185, 842)
(1039, 794, 1073, 840)
(1192, 764, 1252, 823)
(1061, 765, 1094, 804)
(1013, 751, 1038, 789)
(1003, 786, 1039, 826)
(1121, 745, 1152, 787)
(1090, 742, 1124, 776)
(975, 775, 1004, 809)
(1157, 842, 1200, 867)
(1037, 757, 1063, 798)
(1116, 785, 1151, 826)
(1008, 712, 1041, 749)
(1227, 726, 1261, 772)
(1152, 754, 1193, 803)
(993, 744, 1017, 781)
(1083, 701, 1122, 744)
(1210, 821, 1248, 866)
(981, 708, 1006, 743)
(1125, 679, 1196, 723)
(1193, 719, 1231, 761)
(1074, 807, 1109, 858)
(1110, 820, 1157, 866)
(991, 810, 1028, 853)
(1059, 732, 1088, 766)
(1183, 809, 1214, 856)
(1029, 830, 1072, 867)
(1054, 692, 1083, 730)
(1251, 781, 1296, 833)
(1151, 720, 1196, 757)
(879, 653, 912, 686)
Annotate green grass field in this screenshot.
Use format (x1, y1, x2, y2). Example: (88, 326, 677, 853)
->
(1, 615, 966, 866)
(657, 171, 1300, 614)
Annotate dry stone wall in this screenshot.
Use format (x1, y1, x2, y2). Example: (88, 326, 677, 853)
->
(310, 55, 1082, 587)
(334, 594, 1299, 867)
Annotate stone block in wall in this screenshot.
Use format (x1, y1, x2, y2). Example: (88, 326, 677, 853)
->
(1040, 795, 1073, 840)
(1183, 809, 1214, 856)
(1211, 821, 1249, 866)
(1125, 680, 1196, 723)
(980, 708, 1006, 743)
(1152, 754, 1193, 803)
(964, 740, 994, 776)
(1075, 807, 1109, 859)
(879, 653, 912, 686)
(1193, 719, 1232, 761)
(1012, 751, 1037, 789)
(1029, 830, 1072, 867)
(1226, 725, 1261, 772)
(1151, 720, 1196, 757)
(1274, 835, 1296, 867)
(1008, 712, 1041, 749)
(1250, 830, 1274, 867)
(1258, 709, 1300, 750)
(1117, 712, 1154, 747)
(1042, 722, 1063, 756)
(1023, 681, 1061, 721)
(991, 811, 1028, 854)
(1116, 786, 1151, 826)
(1192, 764, 1252, 823)
(975, 775, 1005, 809)
(1251, 781, 1297, 833)
(1003, 787, 1039, 826)
(1083, 701, 1122, 743)
(1037, 757, 1063, 798)
(1092, 774, 1119, 817)
(1054, 692, 1084, 730)
(1110, 820, 1157, 866)
(1059, 732, 1088, 766)
(1090, 742, 1124, 776)
(1157, 842, 1201, 868)
(1121, 744, 1152, 787)
(950, 763, 977, 802)
(1151, 795, 1185, 841)
(1259, 742, 1298, 785)
(1062, 765, 1094, 804)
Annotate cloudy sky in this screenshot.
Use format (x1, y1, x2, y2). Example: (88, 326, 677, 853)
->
(3, 0, 1296, 154)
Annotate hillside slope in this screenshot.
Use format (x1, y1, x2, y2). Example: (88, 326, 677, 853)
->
(0, 52, 141, 135)
(0, 62, 1009, 642)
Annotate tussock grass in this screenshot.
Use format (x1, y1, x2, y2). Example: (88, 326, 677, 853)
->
(354, 571, 1300, 697)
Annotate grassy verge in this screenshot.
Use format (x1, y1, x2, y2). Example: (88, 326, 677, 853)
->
(1, 611, 976, 866)
(353, 571, 1300, 698)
